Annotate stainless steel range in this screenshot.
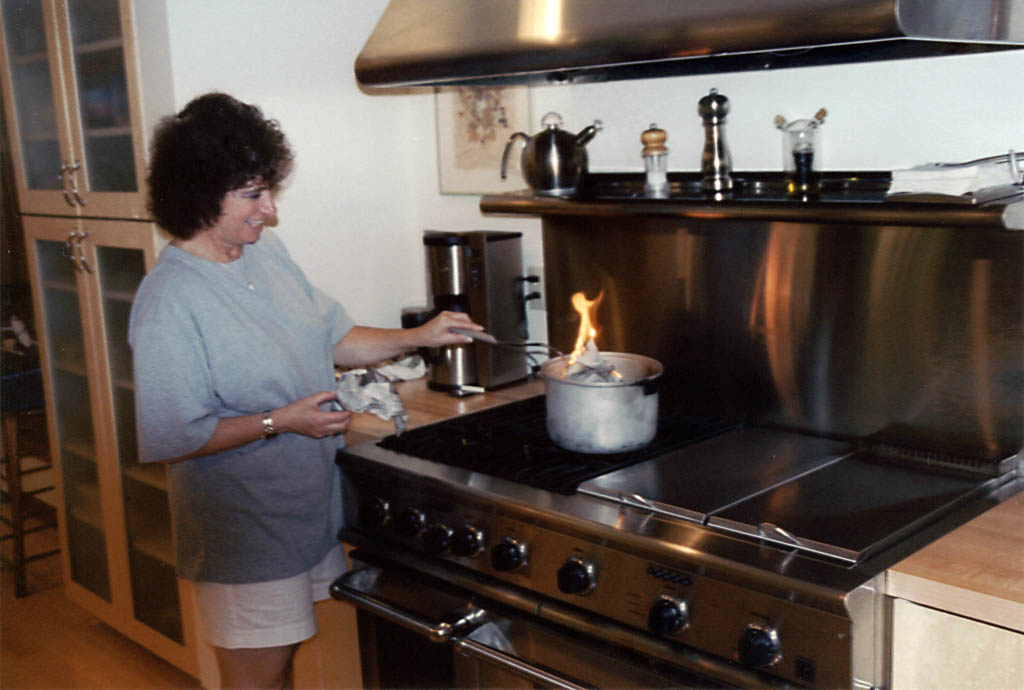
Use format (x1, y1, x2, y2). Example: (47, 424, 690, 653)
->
(332, 178, 1023, 689)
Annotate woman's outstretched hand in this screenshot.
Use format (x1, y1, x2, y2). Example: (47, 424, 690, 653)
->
(331, 311, 485, 368)
(415, 310, 483, 348)
(273, 391, 352, 438)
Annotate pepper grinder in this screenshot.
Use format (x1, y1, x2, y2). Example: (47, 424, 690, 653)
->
(641, 124, 670, 198)
(698, 88, 733, 197)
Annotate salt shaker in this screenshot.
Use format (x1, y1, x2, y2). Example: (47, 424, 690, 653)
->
(641, 124, 670, 198)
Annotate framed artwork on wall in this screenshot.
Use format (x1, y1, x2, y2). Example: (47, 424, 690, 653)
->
(436, 85, 531, 195)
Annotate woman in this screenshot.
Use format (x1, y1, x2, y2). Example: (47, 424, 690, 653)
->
(129, 92, 479, 689)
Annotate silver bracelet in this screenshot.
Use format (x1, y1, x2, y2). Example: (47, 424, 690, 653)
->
(261, 412, 277, 439)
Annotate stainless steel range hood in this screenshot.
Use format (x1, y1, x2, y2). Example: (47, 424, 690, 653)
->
(355, 0, 1024, 89)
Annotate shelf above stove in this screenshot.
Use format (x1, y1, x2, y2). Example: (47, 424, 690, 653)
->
(481, 172, 1024, 230)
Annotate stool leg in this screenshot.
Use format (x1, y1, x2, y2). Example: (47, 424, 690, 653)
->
(3, 413, 28, 597)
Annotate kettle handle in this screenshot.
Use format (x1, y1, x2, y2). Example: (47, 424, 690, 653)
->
(501, 132, 530, 180)
(575, 120, 603, 146)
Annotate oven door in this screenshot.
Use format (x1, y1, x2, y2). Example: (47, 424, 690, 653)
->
(331, 550, 780, 689)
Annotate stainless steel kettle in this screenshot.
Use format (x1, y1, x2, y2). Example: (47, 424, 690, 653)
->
(501, 112, 602, 197)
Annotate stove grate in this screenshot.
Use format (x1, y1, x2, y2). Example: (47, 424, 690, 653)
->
(377, 396, 736, 494)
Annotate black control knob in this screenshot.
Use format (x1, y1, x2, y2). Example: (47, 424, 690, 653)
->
(490, 537, 527, 572)
(647, 595, 689, 636)
(556, 557, 596, 595)
(737, 624, 782, 668)
(450, 525, 485, 558)
(357, 496, 390, 529)
(395, 507, 426, 537)
(421, 523, 452, 555)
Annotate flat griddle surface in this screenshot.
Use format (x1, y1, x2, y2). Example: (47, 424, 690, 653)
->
(710, 451, 989, 559)
(579, 428, 850, 519)
(581, 430, 991, 562)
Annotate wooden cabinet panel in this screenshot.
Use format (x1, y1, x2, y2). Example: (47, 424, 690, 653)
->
(6, 2, 197, 676)
(891, 598, 1024, 689)
(22, 215, 198, 675)
(0, 0, 172, 218)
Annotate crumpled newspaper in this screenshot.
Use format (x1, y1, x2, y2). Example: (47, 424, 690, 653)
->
(562, 338, 622, 383)
(335, 354, 426, 434)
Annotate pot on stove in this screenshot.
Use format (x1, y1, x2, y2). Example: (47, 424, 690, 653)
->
(541, 352, 663, 454)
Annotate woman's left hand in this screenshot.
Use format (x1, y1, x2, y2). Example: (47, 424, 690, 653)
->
(274, 391, 353, 439)
(414, 311, 483, 348)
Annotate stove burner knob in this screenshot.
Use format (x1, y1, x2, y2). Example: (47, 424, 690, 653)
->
(395, 507, 426, 537)
(490, 537, 527, 572)
(421, 523, 452, 555)
(738, 624, 782, 668)
(450, 525, 485, 558)
(557, 557, 596, 595)
(357, 497, 390, 529)
(647, 595, 689, 636)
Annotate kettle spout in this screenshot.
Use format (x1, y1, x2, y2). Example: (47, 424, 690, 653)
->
(501, 132, 530, 180)
(575, 120, 603, 146)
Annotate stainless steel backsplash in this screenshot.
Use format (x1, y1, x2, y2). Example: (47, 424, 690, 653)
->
(542, 217, 1022, 460)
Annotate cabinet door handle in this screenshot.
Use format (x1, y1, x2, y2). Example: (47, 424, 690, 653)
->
(74, 230, 93, 274)
(59, 164, 75, 208)
(68, 161, 86, 206)
(65, 230, 83, 272)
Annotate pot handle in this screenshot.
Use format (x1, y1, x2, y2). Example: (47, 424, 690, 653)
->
(501, 132, 529, 180)
(642, 377, 662, 396)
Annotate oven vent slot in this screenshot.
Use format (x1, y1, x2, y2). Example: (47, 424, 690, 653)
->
(863, 442, 1018, 479)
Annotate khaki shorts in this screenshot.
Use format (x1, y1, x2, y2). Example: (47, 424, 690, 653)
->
(194, 544, 346, 649)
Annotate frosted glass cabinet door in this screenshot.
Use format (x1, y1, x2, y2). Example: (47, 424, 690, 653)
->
(0, 0, 74, 205)
(94, 242, 183, 644)
(31, 232, 112, 601)
(1, 0, 153, 217)
(62, 0, 137, 194)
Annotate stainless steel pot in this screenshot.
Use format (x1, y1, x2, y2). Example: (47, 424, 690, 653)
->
(541, 353, 663, 453)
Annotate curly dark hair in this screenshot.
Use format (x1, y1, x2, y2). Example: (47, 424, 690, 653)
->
(147, 93, 294, 239)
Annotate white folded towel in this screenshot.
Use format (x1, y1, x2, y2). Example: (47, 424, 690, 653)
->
(889, 160, 1019, 197)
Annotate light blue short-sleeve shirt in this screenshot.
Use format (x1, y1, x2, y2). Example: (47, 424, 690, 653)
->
(129, 229, 354, 583)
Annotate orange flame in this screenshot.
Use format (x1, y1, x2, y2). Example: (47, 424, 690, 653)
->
(568, 291, 603, 363)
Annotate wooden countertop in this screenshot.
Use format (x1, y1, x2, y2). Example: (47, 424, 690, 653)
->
(343, 377, 545, 446)
(886, 490, 1024, 633)
(344, 377, 1024, 633)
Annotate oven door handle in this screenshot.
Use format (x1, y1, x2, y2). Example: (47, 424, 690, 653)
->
(330, 567, 486, 643)
(335, 566, 591, 689)
(455, 637, 589, 690)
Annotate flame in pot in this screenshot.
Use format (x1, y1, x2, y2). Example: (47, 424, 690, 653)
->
(564, 291, 622, 380)
(568, 291, 602, 364)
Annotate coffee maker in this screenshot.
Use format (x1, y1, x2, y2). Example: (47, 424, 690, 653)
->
(407, 231, 529, 395)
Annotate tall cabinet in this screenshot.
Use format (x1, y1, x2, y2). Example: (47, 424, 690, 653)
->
(1, 0, 203, 677)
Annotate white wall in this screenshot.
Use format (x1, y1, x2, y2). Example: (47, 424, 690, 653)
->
(164, 0, 422, 326)
(162, 0, 1024, 340)
(529, 53, 1024, 173)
